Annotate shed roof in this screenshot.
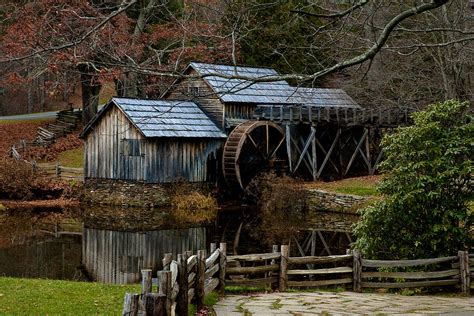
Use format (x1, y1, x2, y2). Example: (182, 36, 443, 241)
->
(81, 97, 227, 139)
(189, 62, 360, 108)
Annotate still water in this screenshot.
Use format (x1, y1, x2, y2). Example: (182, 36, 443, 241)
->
(0, 204, 350, 283)
(0, 204, 257, 283)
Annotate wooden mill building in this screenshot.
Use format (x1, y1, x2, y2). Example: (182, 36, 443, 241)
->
(80, 98, 226, 183)
(82, 62, 412, 188)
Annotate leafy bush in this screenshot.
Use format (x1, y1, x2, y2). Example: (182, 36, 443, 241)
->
(354, 100, 473, 259)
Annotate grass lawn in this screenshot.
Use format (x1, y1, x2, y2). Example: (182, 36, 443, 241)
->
(57, 147, 84, 168)
(0, 277, 139, 314)
(305, 175, 381, 197)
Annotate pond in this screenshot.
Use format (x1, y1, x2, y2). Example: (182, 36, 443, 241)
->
(0, 204, 351, 283)
(0, 204, 259, 283)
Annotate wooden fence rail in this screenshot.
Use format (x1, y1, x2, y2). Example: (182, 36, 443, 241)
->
(122, 245, 471, 316)
(36, 162, 84, 181)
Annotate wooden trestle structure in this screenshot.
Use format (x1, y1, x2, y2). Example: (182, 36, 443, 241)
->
(223, 105, 416, 189)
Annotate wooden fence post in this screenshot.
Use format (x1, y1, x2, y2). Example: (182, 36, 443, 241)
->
(353, 249, 362, 292)
(271, 245, 279, 290)
(210, 243, 217, 254)
(122, 293, 139, 316)
(141, 269, 153, 296)
(458, 251, 470, 294)
(279, 245, 289, 291)
(144, 293, 166, 316)
(55, 162, 60, 177)
(196, 249, 206, 311)
(176, 253, 188, 316)
(218, 243, 227, 295)
(163, 253, 172, 270)
(158, 270, 172, 316)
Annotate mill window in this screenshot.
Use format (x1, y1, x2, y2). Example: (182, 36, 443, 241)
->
(121, 139, 145, 157)
(187, 86, 200, 96)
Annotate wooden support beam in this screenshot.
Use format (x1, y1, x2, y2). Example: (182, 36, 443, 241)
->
(293, 127, 316, 174)
(351, 138, 371, 170)
(338, 128, 343, 178)
(286, 125, 292, 173)
(317, 231, 332, 256)
(345, 129, 368, 176)
(365, 127, 372, 174)
(315, 138, 339, 173)
(298, 136, 316, 173)
(290, 137, 313, 175)
(311, 127, 317, 181)
(316, 129, 341, 178)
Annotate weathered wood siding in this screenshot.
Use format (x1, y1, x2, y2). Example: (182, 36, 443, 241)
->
(165, 69, 225, 129)
(82, 227, 207, 284)
(225, 103, 255, 120)
(84, 105, 223, 182)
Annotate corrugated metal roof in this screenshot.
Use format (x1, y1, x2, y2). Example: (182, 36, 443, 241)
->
(113, 97, 226, 138)
(189, 63, 361, 108)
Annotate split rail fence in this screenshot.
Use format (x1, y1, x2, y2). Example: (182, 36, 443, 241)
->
(122, 244, 471, 316)
(36, 162, 84, 181)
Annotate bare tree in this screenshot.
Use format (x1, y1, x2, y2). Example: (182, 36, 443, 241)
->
(0, 0, 472, 121)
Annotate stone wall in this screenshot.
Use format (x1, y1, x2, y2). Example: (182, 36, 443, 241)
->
(83, 179, 170, 207)
(305, 189, 371, 232)
(83, 178, 213, 208)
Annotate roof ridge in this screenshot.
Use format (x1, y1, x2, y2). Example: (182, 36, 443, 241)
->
(189, 61, 279, 72)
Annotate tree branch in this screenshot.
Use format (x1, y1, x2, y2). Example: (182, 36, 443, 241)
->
(0, 0, 137, 64)
(291, 0, 369, 19)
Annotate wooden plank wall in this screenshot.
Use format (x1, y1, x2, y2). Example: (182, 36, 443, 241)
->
(225, 103, 255, 121)
(82, 227, 207, 284)
(84, 105, 223, 182)
(164, 69, 225, 129)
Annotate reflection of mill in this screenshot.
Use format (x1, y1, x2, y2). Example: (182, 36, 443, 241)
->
(292, 229, 353, 257)
(82, 227, 207, 284)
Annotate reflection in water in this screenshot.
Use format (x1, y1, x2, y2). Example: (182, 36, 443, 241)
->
(2, 203, 329, 283)
(0, 204, 214, 282)
(0, 209, 83, 280)
(83, 227, 206, 284)
(0, 236, 82, 280)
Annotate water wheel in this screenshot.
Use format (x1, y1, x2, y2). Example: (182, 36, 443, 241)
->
(223, 120, 287, 189)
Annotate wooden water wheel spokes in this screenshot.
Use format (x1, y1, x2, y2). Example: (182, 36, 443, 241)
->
(223, 120, 287, 189)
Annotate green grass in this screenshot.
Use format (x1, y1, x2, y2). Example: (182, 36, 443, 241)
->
(334, 185, 378, 196)
(188, 291, 220, 315)
(57, 147, 84, 168)
(0, 277, 140, 314)
(225, 285, 271, 294)
(308, 176, 380, 197)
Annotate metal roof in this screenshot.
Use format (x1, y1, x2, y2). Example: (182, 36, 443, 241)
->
(82, 98, 226, 139)
(189, 63, 361, 108)
(288, 87, 361, 109)
(190, 62, 297, 104)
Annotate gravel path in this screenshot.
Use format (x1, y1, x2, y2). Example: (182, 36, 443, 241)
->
(214, 291, 474, 315)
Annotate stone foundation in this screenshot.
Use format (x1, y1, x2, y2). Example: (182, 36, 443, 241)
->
(83, 178, 212, 207)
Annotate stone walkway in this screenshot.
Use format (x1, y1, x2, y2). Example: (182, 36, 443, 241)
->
(213, 291, 474, 315)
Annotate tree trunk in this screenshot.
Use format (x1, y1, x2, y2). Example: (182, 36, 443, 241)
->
(79, 66, 102, 125)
